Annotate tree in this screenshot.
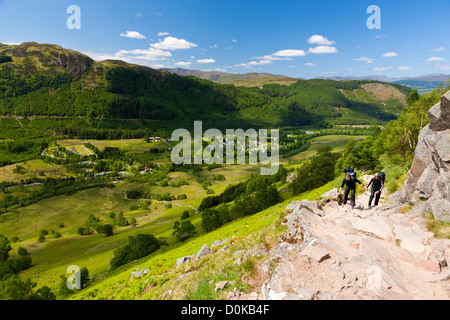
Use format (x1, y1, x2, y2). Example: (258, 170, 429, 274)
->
(38, 234, 46, 243)
(201, 209, 222, 232)
(406, 88, 420, 106)
(115, 212, 129, 226)
(110, 234, 160, 269)
(291, 145, 339, 196)
(18, 247, 29, 256)
(0, 235, 12, 262)
(130, 217, 137, 228)
(181, 210, 190, 220)
(80, 266, 89, 288)
(173, 221, 196, 242)
(0, 276, 55, 300)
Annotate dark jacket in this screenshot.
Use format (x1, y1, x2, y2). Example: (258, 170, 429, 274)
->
(341, 178, 362, 190)
(367, 177, 384, 191)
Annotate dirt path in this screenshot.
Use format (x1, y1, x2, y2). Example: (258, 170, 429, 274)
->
(246, 184, 450, 300)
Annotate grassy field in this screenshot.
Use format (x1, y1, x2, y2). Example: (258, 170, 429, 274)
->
(0, 159, 71, 183)
(57, 138, 174, 165)
(287, 135, 367, 161)
(1, 161, 261, 295)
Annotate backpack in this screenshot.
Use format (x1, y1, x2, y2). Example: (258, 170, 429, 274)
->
(348, 171, 357, 182)
(378, 172, 386, 182)
(344, 168, 355, 174)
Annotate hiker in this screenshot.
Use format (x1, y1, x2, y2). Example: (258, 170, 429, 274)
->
(338, 172, 362, 208)
(364, 172, 384, 208)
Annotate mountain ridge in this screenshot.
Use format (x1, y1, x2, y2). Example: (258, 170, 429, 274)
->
(0, 42, 410, 129)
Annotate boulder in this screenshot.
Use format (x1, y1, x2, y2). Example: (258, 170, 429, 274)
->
(428, 91, 450, 131)
(211, 238, 230, 250)
(196, 244, 213, 260)
(215, 281, 229, 291)
(131, 271, 142, 278)
(320, 188, 338, 198)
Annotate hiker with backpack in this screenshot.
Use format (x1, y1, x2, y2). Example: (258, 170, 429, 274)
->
(338, 168, 362, 209)
(364, 172, 385, 208)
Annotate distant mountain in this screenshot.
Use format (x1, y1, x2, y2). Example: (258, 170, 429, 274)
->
(162, 68, 299, 85)
(317, 73, 450, 83)
(164, 68, 450, 92)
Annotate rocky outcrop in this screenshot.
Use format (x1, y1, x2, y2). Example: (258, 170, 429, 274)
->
(259, 192, 449, 300)
(397, 91, 450, 222)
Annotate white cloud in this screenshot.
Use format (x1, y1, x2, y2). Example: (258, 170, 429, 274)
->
(382, 52, 398, 58)
(117, 47, 172, 60)
(308, 46, 338, 54)
(157, 32, 169, 37)
(83, 50, 170, 69)
(232, 39, 237, 43)
(307, 35, 336, 45)
(373, 66, 392, 71)
(431, 47, 445, 52)
(209, 44, 218, 49)
(398, 66, 412, 70)
(151, 37, 198, 50)
(135, 13, 143, 18)
(304, 63, 315, 66)
(323, 71, 336, 74)
(427, 57, 446, 62)
(235, 60, 273, 68)
(2, 41, 22, 45)
(354, 57, 373, 64)
(272, 49, 306, 57)
(252, 55, 291, 61)
(175, 61, 193, 67)
(214, 68, 227, 72)
(347, 68, 354, 71)
(197, 58, 216, 64)
(288, 66, 295, 69)
(120, 31, 146, 39)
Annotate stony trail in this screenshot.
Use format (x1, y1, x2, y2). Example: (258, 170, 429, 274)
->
(254, 185, 449, 300)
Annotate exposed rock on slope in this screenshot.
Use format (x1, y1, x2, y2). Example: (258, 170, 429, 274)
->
(396, 91, 450, 222)
(258, 193, 449, 300)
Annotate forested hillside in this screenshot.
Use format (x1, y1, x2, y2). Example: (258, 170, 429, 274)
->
(0, 42, 410, 134)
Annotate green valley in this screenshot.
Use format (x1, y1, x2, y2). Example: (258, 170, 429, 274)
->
(1, 41, 447, 301)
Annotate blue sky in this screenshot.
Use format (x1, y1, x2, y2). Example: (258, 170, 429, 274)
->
(0, 0, 449, 78)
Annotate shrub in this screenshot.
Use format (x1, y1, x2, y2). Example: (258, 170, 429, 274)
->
(181, 210, 190, 220)
(110, 234, 160, 269)
(18, 247, 29, 256)
(177, 194, 187, 200)
(126, 190, 143, 199)
(173, 221, 196, 242)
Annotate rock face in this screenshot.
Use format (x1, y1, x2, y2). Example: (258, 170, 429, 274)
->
(398, 91, 450, 222)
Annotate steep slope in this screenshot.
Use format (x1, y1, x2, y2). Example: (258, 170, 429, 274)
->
(392, 91, 450, 222)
